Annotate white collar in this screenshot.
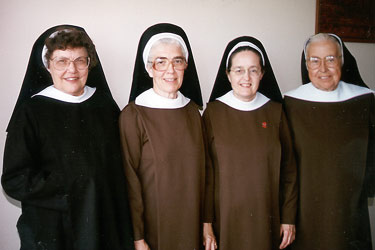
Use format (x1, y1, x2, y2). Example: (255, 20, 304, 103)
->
(135, 88, 190, 109)
(216, 91, 270, 111)
(284, 81, 374, 102)
(32, 85, 96, 103)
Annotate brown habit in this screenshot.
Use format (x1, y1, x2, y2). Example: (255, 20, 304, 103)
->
(284, 94, 375, 250)
(119, 101, 206, 250)
(203, 100, 297, 250)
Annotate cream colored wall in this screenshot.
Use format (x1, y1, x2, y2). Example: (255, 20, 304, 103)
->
(0, 0, 374, 249)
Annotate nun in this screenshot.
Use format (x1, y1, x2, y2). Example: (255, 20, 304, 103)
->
(1, 25, 133, 250)
(284, 33, 375, 250)
(119, 23, 210, 250)
(203, 36, 298, 250)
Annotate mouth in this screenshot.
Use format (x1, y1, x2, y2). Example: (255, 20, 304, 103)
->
(318, 75, 331, 80)
(239, 82, 252, 87)
(64, 77, 80, 81)
(163, 78, 177, 83)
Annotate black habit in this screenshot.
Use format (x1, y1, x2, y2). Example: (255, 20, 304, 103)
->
(2, 25, 133, 250)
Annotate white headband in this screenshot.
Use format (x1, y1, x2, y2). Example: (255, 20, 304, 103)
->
(42, 29, 72, 68)
(226, 41, 265, 68)
(303, 33, 344, 65)
(142, 32, 189, 70)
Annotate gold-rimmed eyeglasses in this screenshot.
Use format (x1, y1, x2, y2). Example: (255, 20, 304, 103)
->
(148, 57, 187, 72)
(50, 56, 90, 71)
(306, 55, 341, 70)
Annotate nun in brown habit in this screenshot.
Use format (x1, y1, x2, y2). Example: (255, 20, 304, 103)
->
(119, 23, 210, 250)
(284, 33, 374, 250)
(1, 25, 133, 250)
(203, 36, 298, 250)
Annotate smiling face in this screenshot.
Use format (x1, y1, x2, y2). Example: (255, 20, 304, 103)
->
(227, 50, 264, 102)
(48, 47, 89, 96)
(147, 42, 185, 99)
(306, 40, 342, 91)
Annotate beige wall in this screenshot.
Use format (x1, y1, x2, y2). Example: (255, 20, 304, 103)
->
(0, 0, 374, 249)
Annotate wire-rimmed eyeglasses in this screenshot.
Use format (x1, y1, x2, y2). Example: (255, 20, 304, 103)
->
(228, 67, 262, 77)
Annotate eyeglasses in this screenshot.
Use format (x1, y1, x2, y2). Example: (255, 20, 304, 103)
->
(229, 67, 262, 77)
(306, 55, 341, 69)
(149, 57, 187, 71)
(50, 56, 90, 71)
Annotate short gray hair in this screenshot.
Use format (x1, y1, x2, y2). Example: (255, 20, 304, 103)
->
(304, 33, 343, 65)
(147, 38, 187, 67)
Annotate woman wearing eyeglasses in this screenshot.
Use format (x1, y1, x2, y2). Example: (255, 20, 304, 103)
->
(119, 23, 211, 250)
(2, 25, 133, 250)
(203, 36, 297, 250)
(284, 33, 374, 250)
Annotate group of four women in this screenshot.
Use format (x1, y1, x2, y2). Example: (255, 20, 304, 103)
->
(2, 23, 374, 250)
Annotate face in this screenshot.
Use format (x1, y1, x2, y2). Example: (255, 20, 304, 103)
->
(306, 40, 342, 91)
(147, 43, 185, 99)
(227, 50, 264, 102)
(48, 47, 89, 96)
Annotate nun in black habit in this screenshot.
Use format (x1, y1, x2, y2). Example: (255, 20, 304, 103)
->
(2, 25, 133, 250)
(119, 23, 209, 250)
(203, 36, 297, 250)
(284, 33, 374, 250)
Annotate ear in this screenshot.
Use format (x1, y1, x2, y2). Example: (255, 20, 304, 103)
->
(146, 66, 154, 78)
(226, 70, 232, 84)
(259, 71, 264, 81)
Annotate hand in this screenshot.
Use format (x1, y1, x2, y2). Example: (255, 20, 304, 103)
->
(203, 223, 217, 250)
(279, 224, 296, 249)
(134, 239, 150, 250)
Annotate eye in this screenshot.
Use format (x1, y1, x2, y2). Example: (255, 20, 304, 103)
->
(310, 57, 319, 63)
(325, 56, 336, 63)
(155, 59, 167, 66)
(308, 57, 320, 66)
(56, 58, 68, 65)
(233, 68, 244, 74)
(173, 58, 184, 65)
(75, 57, 87, 63)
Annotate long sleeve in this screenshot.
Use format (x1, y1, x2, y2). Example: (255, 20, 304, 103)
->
(119, 104, 146, 241)
(278, 110, 298, 224)
(202, 109, 215, 223)
(1, 105, 68, 211)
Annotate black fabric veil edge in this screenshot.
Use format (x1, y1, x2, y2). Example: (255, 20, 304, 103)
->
(301, 35, 368, 88)
(208, 36, 282, 103)
(128, 23, 203, 108)
(7, 24, 116, 131)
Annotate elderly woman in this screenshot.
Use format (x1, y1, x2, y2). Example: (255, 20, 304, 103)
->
(119, 23, 209, 250)
(203, 36, 297, 250)
(284, 33, 374, 250)
(2, 25, 133, 250)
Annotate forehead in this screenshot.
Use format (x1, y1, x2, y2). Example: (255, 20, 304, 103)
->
(231, 50, 261, 66)
(307, 40, 339, 57)
(51, 47, 88, 58)
(149, 43, 184, 58)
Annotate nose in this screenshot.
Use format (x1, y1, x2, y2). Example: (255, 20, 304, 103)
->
(67, 61, 78, 72)
(319, 60, 328, 72)
(165, 61, 175, 73)
(243, 70, 251, 80)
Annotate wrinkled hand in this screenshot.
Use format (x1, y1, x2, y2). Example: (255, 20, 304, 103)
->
(203, 223, 217, 250)
(279, 224, 296, 249)
(134, 239, 150, 250)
